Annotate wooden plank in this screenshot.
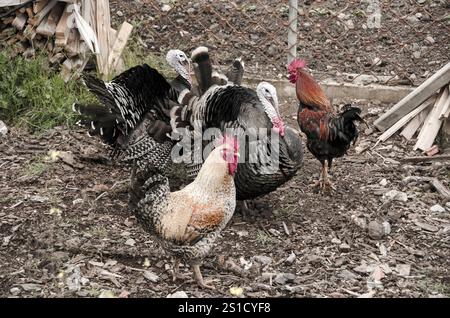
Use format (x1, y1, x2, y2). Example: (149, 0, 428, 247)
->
(438, 85, 450, 119)
(374, 62, 450, 131)
(35, 1, 64, 36)
(25, 6, 33, 18)
(96, 0, 111, 78)
(54, 4, 71, 46)
(401, 154, 450, 163)
(0, 0, 30, 7)
(402, 176, 450, 200)
(376, 96, 436, 143)
(11, 12, 27, 30)
(107, 21, 133, 76)
(400, 107, 431, 140)
(414, 86, 450, 151)
(81, 0, 91, 26)
(33, 0, 49, 14)
(28, 0, 57, 26)
(65, 27, 80, 57)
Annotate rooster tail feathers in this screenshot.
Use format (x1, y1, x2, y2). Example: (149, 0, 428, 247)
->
(191, 46, 212, 94)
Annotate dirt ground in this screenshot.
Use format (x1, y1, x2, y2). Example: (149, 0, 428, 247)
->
(1, 97, 449, 298)
(109, 0, 450, 83)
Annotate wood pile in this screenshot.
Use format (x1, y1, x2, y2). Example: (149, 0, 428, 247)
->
(374, 62, 450, 154)
(0, 0, 133, 81)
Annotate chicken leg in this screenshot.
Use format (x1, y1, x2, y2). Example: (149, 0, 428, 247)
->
(314, 160, 335, 194)
(192, 264, 215, 289)
(172, 258, 189, 281)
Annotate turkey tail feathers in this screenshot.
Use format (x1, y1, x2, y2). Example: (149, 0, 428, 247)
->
(225, 57, 245, 85)
(191, 46, 212, 95)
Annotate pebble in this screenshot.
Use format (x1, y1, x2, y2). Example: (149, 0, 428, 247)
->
(382, 190, 408, 202)
(430, 204, 445, 213)
(167, 291, 188, 298)
(425, 36, 435, 45)
(10, 287, 21, 295)
(285, 252, 296, 264)
(396, 264, 411, 277)
(345, 19, 355, 29)
(0, 120, 7, 136)
(339, 243, 351, 252)
(413, 51, 421, 59)
(338, 270, 357, 281)
(143, 271, 159, 283)
(368, 220, 390, 240)
(116, 10, 123, 17)
(161, 4, 172, 12)
(331, 238, 341, 244)
(379, 178, 388, 187)
(252, 255, 272, 265)
(274, 273, 296, 284)
(186, 8, 195, 14)
(406, 16, 420, 25)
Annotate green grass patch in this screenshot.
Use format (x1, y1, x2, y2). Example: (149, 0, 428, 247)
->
(24, 156, 48, 177)
(0, 51, 95, 132)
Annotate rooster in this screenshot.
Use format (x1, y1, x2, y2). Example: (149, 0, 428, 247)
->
(288, 59, 365, 193)
(135, 136, 239, 289)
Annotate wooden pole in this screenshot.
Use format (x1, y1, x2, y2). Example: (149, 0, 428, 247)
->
(287, 0, 298, 65)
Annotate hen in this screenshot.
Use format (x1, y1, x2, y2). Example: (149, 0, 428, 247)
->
(288, 59, 365, 193)
(136, 136, 239, 289)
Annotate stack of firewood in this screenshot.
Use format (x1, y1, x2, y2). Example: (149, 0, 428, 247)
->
(374, 62, 450, 155)
(0, 0, 133, 81)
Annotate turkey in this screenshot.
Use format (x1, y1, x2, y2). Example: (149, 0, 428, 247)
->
(135, 136, 239, 289)
(172, 46, 303, 205)
(72, 49, 191, 157)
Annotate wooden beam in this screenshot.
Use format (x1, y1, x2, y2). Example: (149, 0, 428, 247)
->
(374, 62, 450, 131)
(0, 0, 30, 7)
(65, 28, 80, 57)
(376, 96, 436, 143)
(107, 21, 133, 76)
(36, 1, 64, 36)
(54, 4, 71, 46)
(414, 86, 450, 151)
(28, 0, 57, 26)
(400, 107, 430, 140)
(33, 0, 49, 14)
(96, 0, 111, 78)
(11, 12, 27, 30)
(438, 85, 450, 119)
(401, 154, 450, 163)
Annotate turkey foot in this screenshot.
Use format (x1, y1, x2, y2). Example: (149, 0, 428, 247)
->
(236, 201, 257, 219)
(172, 258, 189, 281)
(192, 264, 215, 290)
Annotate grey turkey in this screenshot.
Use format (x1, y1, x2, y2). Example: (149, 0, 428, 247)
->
(171, 47, 304, 203)
(73, 49, 191, 157)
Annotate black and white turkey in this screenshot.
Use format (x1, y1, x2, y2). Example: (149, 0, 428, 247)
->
(171, 47, 304, 206)
(73, 49, 191, 156)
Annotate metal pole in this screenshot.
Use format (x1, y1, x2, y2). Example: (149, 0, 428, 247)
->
(287, 0, 298, 65)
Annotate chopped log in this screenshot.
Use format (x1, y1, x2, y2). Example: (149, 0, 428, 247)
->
(28, 0, 57, 26)
(65, 28, 80, 57)
(33, 0, 49, 14)
(376, 96, 435, 143)
(2, 16, 14, 25)
(107, 21, 132, 76)
(60, 58, 73, 82)
(35, 1, 64, 36)
(25, 6, 33, 18)
(401, 106, 430, 140)
(96, 0, 111, 78)
(48, 52, 65, 64)
(414, 86, 450, 151)
(23, 23, 36, 40)
(374, 62, 450, 131)
(12, 13, 27, 30)
(55, 4, 71, 46)
(403, 176, 450, 200)
(401, 154, 450, 163)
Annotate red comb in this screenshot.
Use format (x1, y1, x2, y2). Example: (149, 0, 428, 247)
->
(288, 59, 306, 74)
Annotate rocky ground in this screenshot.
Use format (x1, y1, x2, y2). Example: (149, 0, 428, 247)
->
(1, 98, 449, 298)
(110, 0, 450, 83)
